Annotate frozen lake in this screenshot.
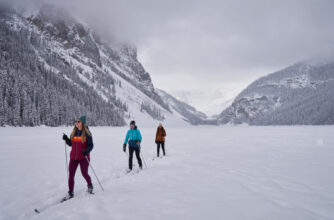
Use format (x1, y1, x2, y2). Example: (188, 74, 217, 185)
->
(0, 126, 333, 220)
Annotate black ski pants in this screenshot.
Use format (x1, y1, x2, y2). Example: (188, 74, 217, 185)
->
(129, 147, 142, 169)
(157, 142, 165, 156)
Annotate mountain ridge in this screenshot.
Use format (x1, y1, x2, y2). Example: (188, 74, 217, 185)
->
(217, 61, 334, 125)
(0, 5, 209, 126)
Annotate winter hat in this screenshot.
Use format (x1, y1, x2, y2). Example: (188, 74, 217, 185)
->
(79, 115, 86, 124)
(130, 120, 136, 126)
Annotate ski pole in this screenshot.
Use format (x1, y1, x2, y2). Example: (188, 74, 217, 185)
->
(140, 152, 147, 169)
(64, 141, 69, 180)
(85, 157, 104, 191)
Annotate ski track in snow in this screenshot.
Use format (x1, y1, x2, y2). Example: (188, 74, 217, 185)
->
(0, 126, 334, 220)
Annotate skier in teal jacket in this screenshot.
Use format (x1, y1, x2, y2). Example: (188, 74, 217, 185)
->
(123, 120, 143, 170)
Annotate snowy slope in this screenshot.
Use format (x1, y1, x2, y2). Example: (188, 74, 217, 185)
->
(218, 61, 334, 125)
(156, 89, 216, 125)
(0, 5, 189, 127)
(0, 126, 333, 220)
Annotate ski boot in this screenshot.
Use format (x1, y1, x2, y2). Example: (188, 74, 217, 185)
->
(87, 184, 94, 194)
(61, 191, 73, 203)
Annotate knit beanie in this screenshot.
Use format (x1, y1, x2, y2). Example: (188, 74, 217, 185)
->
(79, 115, 86, 124)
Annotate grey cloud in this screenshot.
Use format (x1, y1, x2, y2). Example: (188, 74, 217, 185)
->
(6, 0, 334, 74)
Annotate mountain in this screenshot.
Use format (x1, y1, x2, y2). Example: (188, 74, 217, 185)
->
(217, 61, 334, 125)
(0, 4, 207, 126)
(156, 89, 216, 125)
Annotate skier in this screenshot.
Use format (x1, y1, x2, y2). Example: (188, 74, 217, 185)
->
(155, 123, 167, 157)
(123, 120, 143, 171)
(62, 115, 93, 200)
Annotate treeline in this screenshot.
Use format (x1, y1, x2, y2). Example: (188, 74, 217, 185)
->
(252, 84, 334, 125)
(140, 102, 165, 121)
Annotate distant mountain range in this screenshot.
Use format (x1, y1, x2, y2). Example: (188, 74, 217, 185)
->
(0, 4, 209, 126)
(217, 61, 334, 125)
(156, 89, 216, 125)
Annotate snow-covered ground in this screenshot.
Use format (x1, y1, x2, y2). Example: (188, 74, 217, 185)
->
(0, 126, 334, 220)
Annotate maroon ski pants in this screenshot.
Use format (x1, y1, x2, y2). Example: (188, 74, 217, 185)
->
(68, 159, 92, 192)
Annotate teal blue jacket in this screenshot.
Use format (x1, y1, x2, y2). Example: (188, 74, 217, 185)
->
(124, 127, 142, 147)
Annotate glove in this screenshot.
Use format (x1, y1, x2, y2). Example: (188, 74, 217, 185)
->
(82, 150, 89, 156)
(155, 141, 158, 144)
(63, 134, 69, 141)
(161, 134, 164, 137)
(123, 144, 126, 152)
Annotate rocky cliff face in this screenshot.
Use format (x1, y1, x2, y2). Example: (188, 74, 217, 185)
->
(0, 5, 213, 126)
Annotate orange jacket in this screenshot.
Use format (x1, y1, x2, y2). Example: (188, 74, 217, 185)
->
(155, 127, 166, 142)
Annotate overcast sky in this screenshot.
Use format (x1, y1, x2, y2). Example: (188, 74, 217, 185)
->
(7, 0, 334, 115)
